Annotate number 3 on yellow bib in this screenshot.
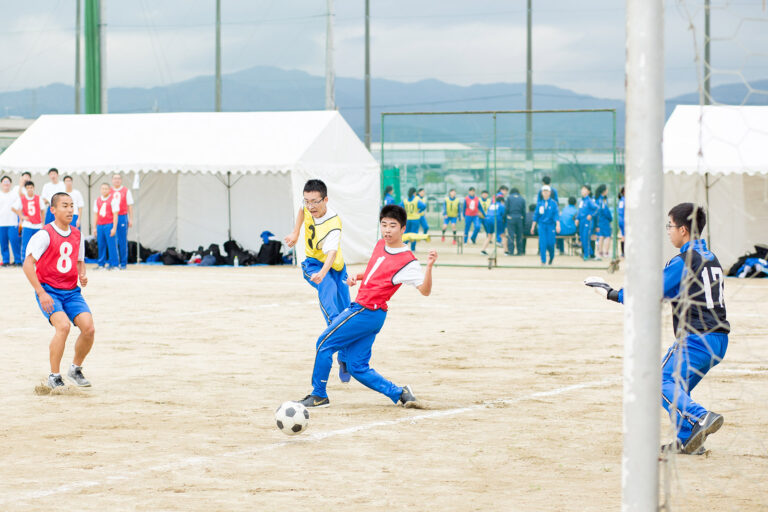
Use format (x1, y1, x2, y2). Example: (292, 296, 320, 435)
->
(303, 208, 344, 271)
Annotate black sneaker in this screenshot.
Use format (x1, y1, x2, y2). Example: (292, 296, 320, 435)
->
(297, 394, 330, 408)
(47, 373, 65, 389)
(398, 385, 417, 406)
(681, 412, 724, 454)
(661, 441, 707, 456)
(67, 365, 91, 387)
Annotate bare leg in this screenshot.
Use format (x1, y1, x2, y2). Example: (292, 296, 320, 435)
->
(72, 312, 95, 367)
(48, 312, 70, 374)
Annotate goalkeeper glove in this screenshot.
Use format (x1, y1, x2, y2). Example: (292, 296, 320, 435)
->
(584, 276, 620, 302)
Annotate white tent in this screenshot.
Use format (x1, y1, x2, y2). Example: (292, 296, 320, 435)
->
(663, 105, 768, 267)
(0, 111, 380, 263)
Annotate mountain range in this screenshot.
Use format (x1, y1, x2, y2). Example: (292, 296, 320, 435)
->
(2, 66, 766, 148)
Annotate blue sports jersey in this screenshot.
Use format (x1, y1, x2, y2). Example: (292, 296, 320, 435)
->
(533, 198, 559, 225)
(577, 196, 598, 222)
(559, 205, 577, 235)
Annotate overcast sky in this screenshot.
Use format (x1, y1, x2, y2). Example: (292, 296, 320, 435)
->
(2, 1, 767, 100)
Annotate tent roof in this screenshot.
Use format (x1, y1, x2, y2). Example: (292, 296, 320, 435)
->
(663, 105, 768, 176)
(0, 111, 378, 175)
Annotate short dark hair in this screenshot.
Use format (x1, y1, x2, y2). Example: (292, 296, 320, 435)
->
(384, 185, 393, 194)
(510, 187, 519, 194)
(595, 184, 607, 197)
(380, 204, 406, 227)
(51, 192, 70, 208)
(529, 204, 536, 212)
(542, 176, 551, 185)
(499, 185, 509, 192)
(568, 196, 577, 206)
(449, 188, 455, 193)
(48, 168, 59, 175)
(582, 184, 592, 195)
(63, 175, 73, 182)
(1, 175, 10, 183)
(417, 187, 425, 193)
(668, 202, 706, 237)
(618, 186, 625, 199)
(468, 187, 475, 192)
(407, 187, 417, 197)
(22, 171, 31, 178)
(25, 181, 35, 187)
(303, 179, 327, 198)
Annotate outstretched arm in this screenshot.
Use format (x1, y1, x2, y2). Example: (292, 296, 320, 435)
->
(416, 250, 437, 296)
(584, 276, 621, 303)
(284, 207, 304, 248)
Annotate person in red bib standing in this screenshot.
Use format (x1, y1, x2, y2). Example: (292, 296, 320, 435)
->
(93, 182, 119, 269)
(111, 173, 134, 270)
(22, 192, 95, 389)
(11, 180, 46, 259)
(295, 204, 437, 409)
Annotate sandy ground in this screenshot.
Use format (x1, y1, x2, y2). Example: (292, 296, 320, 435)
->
(0, 258, 766, 511)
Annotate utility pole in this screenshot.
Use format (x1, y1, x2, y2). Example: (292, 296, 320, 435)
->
(364, 0, 371, 149)
(215, 0, 222, 112)
(525, 0, 533, 162)
(75, 0, 81, 114)
(325, 0, 335, 110)
(704, 0, 711, 105)
(100, 0, 107, 112)
(84, 0, 101, 114)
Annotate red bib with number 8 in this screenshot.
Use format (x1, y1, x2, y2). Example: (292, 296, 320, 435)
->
(36, 224, 80, 289)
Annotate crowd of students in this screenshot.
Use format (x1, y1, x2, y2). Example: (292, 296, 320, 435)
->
(0, 169, 134, 269)
(383, 177, 626, 264)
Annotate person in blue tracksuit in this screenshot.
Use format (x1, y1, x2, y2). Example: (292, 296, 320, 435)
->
(556, 196, 578, 254)
(417, 188, 430, 234)
(594, 184, 613, 260)
(531, 185, 560, 265)
(575, 185, 598, 260)
(400, 187, 426, 251)
(480, 193, 506, 255)
(585, 203, 728, 455)
(536, 175, 559, 204)
(383, 186, 396, 206)
(618, 187, 625, 257)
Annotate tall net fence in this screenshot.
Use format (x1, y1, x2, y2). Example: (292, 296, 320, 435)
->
(378, 109, 622, 269)
(660, 2, 768, 510)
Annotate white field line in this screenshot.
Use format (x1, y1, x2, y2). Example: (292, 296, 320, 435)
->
(5, 378, 615, 504)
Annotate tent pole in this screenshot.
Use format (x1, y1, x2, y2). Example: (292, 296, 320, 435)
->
(705, 171, 711, 246)
(227, 171, 232, 241)
(87, 174, 92, 235)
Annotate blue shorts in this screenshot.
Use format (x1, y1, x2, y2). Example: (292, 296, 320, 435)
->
(35, 283, 91, 324)
(484, 219, 495, 233)
(444, 216, 458, 226)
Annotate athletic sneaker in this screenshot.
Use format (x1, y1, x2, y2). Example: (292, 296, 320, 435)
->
(338, 361, 351, 383)
(481, 250, 488, 255)
(67, 366, 91, 387)
(681, 412, 724, 454)
(297, 394, 330, 408)
(398, 385, 417, 406)
(661, 441, 707, 456)
(47, 373, 65, 389)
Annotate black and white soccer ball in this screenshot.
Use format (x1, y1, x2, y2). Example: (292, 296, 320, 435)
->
(275, 401, 310, 436)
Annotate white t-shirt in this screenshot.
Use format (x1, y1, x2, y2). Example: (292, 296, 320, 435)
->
(67, 189, 85, 212)
(0, 187, 20, 226)
(41, 182, 66, 204)
(26, 223, 86, 261)
(385, 245, 425, 287)
(12, 193, 47, 229)
(313, 207, 341, 255)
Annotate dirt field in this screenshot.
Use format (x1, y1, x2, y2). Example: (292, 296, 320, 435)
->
(1, 258, 766, 511)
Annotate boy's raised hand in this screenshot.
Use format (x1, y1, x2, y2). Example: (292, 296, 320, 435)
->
(426, 249, 438, 266)
(284, 231, 299, 248)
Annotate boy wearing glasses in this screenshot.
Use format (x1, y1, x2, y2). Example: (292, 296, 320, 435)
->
(584, 203, 728, 455)
(285, 179, 352, 382)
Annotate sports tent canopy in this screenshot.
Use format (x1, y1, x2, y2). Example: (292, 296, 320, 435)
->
(663, 105, 768, 266)
(0, 111, 380, 263)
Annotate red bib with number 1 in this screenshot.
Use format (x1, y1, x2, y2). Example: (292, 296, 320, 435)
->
(36, 224, 80, 289)
(354, 239, 416, 312)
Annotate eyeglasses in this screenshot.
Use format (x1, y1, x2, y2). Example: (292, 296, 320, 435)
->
(303, 198, 324, 207)
(665, 223, 680, 230)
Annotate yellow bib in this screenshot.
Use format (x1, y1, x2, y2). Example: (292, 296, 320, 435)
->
(303, 208, 344, 271)
(404, 197, 421, 220)
(445, 197, 460, 217)
(479, 198, 491, 218)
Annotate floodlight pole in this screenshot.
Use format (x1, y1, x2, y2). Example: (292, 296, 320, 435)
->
(704, 0, 711, 105)
(525, 0, 533, 161)
(84, 0, 101, 114)
(325, 0, 335, 110)
(624, 0, 664, 510)
(215, 0, 222, 112)
(364, 0, 371, 150)
(100, 0, 107, 113)
(75, 0, 81, 114)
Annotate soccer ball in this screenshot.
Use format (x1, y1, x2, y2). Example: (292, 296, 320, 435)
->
(275, 401, 309, 436)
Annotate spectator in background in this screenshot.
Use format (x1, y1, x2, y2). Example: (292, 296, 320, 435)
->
(497, 185, 509, 199)
(402, 187, 426, 251)
(441, 188, 461, 243)
(383, 185, 395, 206)
(618, 187, 625, 257)
(556, 196, 578, 254)
(505, 187, 526, 255)
(531, 185, 560, 265)
(594, 184, 613, 260)
(93, 183, 119, 270)
(463, 187, 483, 244)
(42, 168, 66, 225)
(525, 203, 537, 236)
(417, 188, 430, 234)
(63, 175, 84, 229)
(0, 176, 22, 266)
(479, 189, 492, 237)
(111, 173, 134, 270)
(537, 176, 559, 204)
(575, 185, 598, 261)
(12, 180, 46, 258)
(481, 193, 506, 256)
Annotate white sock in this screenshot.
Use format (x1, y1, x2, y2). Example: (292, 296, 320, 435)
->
(51, 372, 61, 377)
(71, 363, 81, 370)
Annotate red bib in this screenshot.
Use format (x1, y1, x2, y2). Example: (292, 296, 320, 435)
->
(464, 196, 480, 216)
(354, 240, 417, 311)
(112, 186, 129, 216)
(21, 194, 42, 224)
(36, 224, 80, 289)
(96, 196, 114, 225)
